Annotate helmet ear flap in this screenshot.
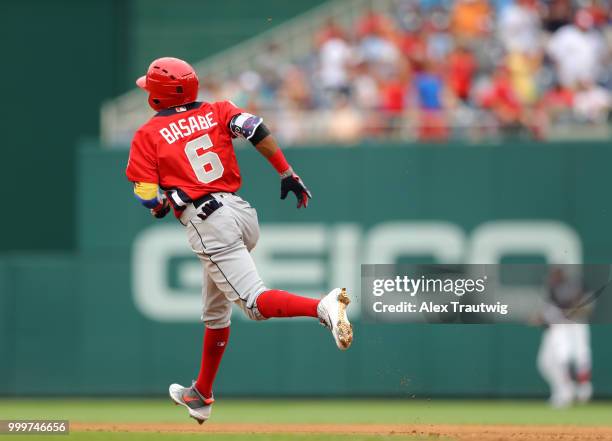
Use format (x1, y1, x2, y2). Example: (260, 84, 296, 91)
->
(148, 95, 164, 111)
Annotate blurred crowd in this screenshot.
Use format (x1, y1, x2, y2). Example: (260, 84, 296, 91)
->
(198, 0, 612, 144)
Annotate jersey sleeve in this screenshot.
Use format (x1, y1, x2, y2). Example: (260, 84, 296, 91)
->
(126, 129, 158, 183)
(215, 100, 246, 134)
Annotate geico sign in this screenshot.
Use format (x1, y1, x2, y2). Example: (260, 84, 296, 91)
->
(132, 221, 582, 322)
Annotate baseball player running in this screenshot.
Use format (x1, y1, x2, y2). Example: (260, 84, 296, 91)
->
(537, 267, 593, 408)
(126, 57, 353, 424)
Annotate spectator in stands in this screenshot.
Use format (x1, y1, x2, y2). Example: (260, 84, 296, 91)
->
(491, 0, 516, 16)
(400, 25, 427, 71)
(350, 61, 379, 111)
(356, 10, 401, 79)
(540, 81, 574, 123)
(541, 0, 573, 33)
(480, 64, 528, 137)
(318, 34, 353, 101)
(315, 18, 345, 47)
(498, 0, 542, 55)
(253, 42, 289, 108)
(447, 44, 478, 103)
(414, 60, 450, 141)
(506, 52, 539, 105)
(273, 97, 307, 146)
(546, 9, 607, 89)
(606, 7, 612, 47)
(379, 69, 410, 135)
(327, 94, 363, 144)
(359, 34, 400, 76)
(573, 81, 612, 123)
(235, 71, 263, 109)
(533, 81, 573, 138)
(395, 0, 423, 34)
(206, 0, 612, 145)
(278, 65, 312, 110)
(450, 0, 492, 40)
(350, 60, 383, 136)
(356, 9, 395, 40)
(423, 7, 454, 62)
(418, 0, 449, 12)
(587, 1, 609, 28)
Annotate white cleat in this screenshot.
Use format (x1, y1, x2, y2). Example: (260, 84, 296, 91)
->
(317, 288, 353, 350)
(575, 382, 593, 404)
(549, 390, 573, 409)
(169, 382, 214, 425)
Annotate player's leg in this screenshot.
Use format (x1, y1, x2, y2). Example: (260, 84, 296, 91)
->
(196, 274, 231, 398)
(231, 194, 353, 349)
(186, 204, 266, 319)
(537, 325, 574, 407)
(571, 324, 593, 403)
(187, 195, 352, 349)
(255, 289, 318, 317)
(169, 272, 231, 424)
(188, 196, 318, 318)
(188, 210, 317, 319)
(219, 203, 321, 317)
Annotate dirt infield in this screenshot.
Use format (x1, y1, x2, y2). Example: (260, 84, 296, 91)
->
(72, 423, 612, 441)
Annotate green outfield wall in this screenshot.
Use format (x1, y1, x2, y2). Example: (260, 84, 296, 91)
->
(0, 0, 324, 253)
(1, 142, 612, 397)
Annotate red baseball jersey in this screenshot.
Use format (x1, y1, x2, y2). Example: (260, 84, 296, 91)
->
(126, 100, 245, 214)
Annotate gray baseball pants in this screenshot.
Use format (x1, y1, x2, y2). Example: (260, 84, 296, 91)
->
(181, 192, 268, 328)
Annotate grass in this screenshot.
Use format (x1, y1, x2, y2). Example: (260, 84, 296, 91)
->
(0, 399, 610, 441)
(1, 399, 611, 425)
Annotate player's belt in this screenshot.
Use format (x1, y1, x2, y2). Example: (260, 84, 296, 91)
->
(193, 194, 223, 221)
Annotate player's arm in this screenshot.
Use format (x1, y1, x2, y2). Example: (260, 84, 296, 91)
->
(254, 135, 312, 208)
(126, 130, 170, 219)
(229, 113, 312, 208)
(133, 182, 170, 218)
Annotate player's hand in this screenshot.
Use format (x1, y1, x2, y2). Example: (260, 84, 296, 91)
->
(280, 170, 312, 208)
(151, 198, 171, 219)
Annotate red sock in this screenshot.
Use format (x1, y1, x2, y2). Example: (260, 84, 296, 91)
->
(256, 289, 320, 318)
(577, 370, 592, 383)
(195, 326, 230, 398)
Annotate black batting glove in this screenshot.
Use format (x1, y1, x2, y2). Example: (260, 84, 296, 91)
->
(280, 169, 312, 209)
(151, 198, 171, 219)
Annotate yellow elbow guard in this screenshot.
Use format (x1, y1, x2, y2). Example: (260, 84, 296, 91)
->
(133, 182, 161, 209)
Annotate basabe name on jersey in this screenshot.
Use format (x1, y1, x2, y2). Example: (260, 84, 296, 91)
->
(159, 112, 218, 145)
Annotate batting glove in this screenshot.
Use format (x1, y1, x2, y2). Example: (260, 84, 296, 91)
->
(280, 168, 312, 208)
(151, 198, 171, 219)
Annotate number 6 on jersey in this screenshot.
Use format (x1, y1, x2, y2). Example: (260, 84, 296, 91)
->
(185, 134, 224, 184)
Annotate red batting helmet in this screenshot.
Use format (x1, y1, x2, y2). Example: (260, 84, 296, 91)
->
(136, 57, 199, 111)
